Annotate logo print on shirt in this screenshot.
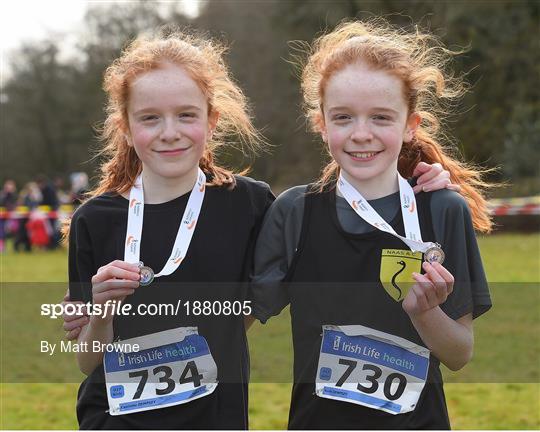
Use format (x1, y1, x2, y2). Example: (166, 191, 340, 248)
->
(379, 249, 422, 302)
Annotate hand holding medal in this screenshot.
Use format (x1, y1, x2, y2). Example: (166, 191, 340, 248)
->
(90, 260, 141, 324)
(402, 261, 455, 317)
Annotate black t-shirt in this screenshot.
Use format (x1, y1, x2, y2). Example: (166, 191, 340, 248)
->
(250, 186, 491, 430)
(250, 186, 491, 322)
(69, 176, 274, 430)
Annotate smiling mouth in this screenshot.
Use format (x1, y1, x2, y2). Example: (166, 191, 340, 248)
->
(345, 150, 382, 159)
(155, 147, 191, 155)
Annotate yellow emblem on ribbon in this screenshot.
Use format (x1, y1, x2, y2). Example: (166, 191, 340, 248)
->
(380, 249, 422, 301)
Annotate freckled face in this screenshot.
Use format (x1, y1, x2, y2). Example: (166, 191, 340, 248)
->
(321, 62, 418, 189)
(126, 62, 215, 183)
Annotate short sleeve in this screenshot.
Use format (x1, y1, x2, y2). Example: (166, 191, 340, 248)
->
(236, 177, 276, 280)
(68, 205, 95, 303)
(430, 190, 492, 319)
(249, 186, 307, 323)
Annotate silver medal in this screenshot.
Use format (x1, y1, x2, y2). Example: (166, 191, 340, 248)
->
(138, 262, 155, 286)
(424, 244, 445, 264)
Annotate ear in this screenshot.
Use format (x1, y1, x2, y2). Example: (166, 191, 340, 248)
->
(316, 110, 328, 143)
(124, 134, 133, 147)
(321, 127, 328, 143)
(208, 109, 219, 136)
(404, 112, 421, 142)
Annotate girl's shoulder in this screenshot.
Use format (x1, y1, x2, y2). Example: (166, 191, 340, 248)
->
(227, 175, 275, 211)
(232, 175, 272, 195)
(71, 193, 126, 223)
(273, 185, 309, 212)
(260, 185, 310, 228)
(426, 188, 472, 218)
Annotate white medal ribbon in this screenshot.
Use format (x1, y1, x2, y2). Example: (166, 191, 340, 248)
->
(124, 168, 206, 278)
(337, 173, 436, 254)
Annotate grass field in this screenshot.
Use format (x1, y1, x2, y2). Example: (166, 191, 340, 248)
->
(1, 233, 539, 429)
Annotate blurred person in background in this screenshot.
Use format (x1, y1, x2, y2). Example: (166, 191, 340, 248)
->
(36, 174, 60, 249)
(0, 179, 18, 252)
(70, 172, 89, 206)
(14, 182, 42, 252)
(54, 175, 72, 205)
(26, 207, 53, 250)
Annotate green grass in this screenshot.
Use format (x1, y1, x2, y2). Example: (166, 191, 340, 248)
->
(1, 234, 539, 429)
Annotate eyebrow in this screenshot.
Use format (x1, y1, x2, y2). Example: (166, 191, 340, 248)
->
(327, 106, 400, 115)
(371, 107, 399, 115)
(133, 105, 202, 115)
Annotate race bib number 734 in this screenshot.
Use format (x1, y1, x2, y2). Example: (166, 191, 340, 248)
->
(316, 325, 430, 415)
(104, 327, 217, 416)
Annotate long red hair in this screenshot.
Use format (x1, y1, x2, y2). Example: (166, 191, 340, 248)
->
(300, 19, 493, 232)
(63, 29, 263, 239)
(94, 29, 262, 197)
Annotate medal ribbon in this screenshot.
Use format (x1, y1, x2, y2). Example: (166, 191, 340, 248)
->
(124, 168, 206, 277)
(337, 173, 437, 254)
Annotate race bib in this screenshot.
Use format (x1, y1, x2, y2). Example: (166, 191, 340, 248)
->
(104, 327, 218, 416)
(316, 325, 430, 415)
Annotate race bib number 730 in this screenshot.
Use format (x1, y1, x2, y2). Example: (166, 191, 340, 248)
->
(316, 325, 430, 415)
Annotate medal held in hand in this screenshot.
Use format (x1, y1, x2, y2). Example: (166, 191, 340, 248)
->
(423, 244, 445, 264)
(138, 262, 155, 286)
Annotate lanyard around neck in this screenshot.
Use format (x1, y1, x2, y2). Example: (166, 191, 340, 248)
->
(337, 173, 439, 255)
(124, 168, 206, 278)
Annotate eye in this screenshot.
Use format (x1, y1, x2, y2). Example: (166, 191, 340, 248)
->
(140, 115, 158, 122)
(179, 112, 196, 119)
(332, 114, 351, 122)
(372, 114, 392, 122)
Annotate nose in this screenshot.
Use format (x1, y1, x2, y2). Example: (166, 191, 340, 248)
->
(350, 120, 373, 143)
(159, 118, 180, 143)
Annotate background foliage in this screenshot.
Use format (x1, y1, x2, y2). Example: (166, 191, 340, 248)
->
(1, 0, 539, 195)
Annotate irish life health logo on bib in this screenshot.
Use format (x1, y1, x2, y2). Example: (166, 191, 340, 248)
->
(379, 249, 422, 301)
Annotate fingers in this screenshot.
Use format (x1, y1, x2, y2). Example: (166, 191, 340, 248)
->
(421, 262, 450, 302)
(63, 315, 89, 331)
(93, 278, 140, 294)
(92, 262, 140, 284)
(97, 260, 141, 274)
(88, 261, 141, 323)
(65, 327, 82, 341)
(412, 272, 440, 308)
(93, 288, 136, 306)
(62, 302, 89, 324)
(446, 183, 462, 192)
(62, 298, 88, 323)
(422, 176, 451, 193)
(416, 166, 448, 190)
(412, 161, 433, 178)
(430, 262, 454, 295)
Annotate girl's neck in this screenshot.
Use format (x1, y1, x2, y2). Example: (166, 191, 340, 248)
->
(140, 166, 199, 204)
(341, 167, 399, 201)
